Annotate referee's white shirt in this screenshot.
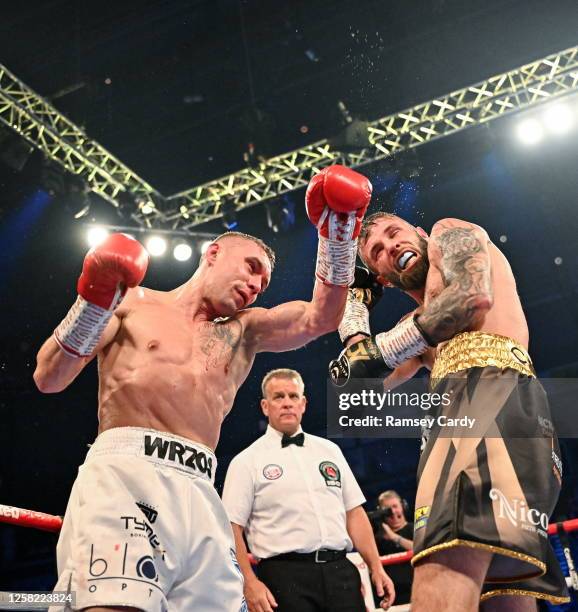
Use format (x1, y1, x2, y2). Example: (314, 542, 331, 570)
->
(222, 425, 366, 560)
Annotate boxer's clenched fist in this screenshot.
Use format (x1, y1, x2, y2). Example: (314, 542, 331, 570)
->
(329, 336, 392, 387)
(306, 165, 372, 286)
(54, 234, 149, 357)
(306, 165, 371, 242)
(78, 233, 149, 309)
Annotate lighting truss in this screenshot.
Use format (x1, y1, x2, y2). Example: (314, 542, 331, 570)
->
(164, 44, 578, 228)
(1, 45, 577, 230)
(0, 64, 163, 223)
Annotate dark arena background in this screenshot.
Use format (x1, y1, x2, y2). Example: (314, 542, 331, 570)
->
(1, 1, 578, 610)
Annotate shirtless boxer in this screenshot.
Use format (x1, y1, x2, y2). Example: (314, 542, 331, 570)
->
(33, 165, 395, 612)
(329, 212, 569, 611)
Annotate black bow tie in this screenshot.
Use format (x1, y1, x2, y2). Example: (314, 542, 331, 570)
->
(281, 432, 305, 448)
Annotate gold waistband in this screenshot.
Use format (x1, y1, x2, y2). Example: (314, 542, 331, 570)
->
(430, 332, 536, 382)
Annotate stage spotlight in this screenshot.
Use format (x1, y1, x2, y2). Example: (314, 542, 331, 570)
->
(266, 198, 296, 233)
(146, 236, 167, 257)
(329, 118, 371, 151)
(516, 118, 543, 145)
(0, 126, 33, 171)
(221, 199, 239, 230)
(40, 161, 67, 197)
(179, 203, 190, 220)
(87, 226, 109, 248)
(138, 199, 155, 215)
(173, 243, 193, 262)
(72, 199, 91, 219)
(328, 101, 371, 151)
(543, 103, 573, 134)
(305, 48, 320, 63)
(117, 191, 139, 221)
(200, 240, 213, 255)
(67, 177, 91, 220)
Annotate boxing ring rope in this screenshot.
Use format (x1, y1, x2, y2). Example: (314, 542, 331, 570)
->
(2, 504, 577, 612)
(2, 502, 578, 558)
(0, 505, 63, 533)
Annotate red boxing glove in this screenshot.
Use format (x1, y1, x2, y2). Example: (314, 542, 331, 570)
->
(306, 165, 372, 286)
(78, 233, 149, 309)
(54, 234, 149, 357)
(306, 165, 371, 240)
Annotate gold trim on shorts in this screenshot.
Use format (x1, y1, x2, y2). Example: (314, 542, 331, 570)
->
(411, 538, 545, 581)
(431, 331, 536, 385)
(480, 588, 571, 604)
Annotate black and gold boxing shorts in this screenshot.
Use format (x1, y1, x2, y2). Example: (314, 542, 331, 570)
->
(411, 332, 569, 605)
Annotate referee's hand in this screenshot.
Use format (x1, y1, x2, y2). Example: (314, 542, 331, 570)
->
(370, 564, 396, 610)
(244, 576, 278, 612)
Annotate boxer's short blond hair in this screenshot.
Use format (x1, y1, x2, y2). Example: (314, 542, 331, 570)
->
(214, 231, 276, 270)
(261, 369, 305, 398)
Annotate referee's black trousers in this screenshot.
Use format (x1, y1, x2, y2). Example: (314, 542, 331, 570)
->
(257, 557, 365, 612)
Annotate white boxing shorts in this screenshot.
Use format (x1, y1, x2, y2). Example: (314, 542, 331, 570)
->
(50, 427, 247, 612)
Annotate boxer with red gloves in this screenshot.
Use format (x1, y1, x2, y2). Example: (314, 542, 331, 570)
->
(306, 164, 372, 286)
(34, 167, 395, 612)
(54, 233, 149, 358)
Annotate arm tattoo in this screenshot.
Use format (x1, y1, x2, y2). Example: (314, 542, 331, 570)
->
(418, 227, 492, 344)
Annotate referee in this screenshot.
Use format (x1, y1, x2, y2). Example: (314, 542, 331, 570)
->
(222, 368, 394, 611)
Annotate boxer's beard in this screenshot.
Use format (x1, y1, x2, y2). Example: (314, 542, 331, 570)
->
(383, 236, 429, 291)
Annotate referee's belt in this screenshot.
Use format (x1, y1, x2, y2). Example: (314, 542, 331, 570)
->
(262, 549, 347, 563)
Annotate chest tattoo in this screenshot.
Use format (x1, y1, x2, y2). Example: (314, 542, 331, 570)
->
(199, 320, 242, 372)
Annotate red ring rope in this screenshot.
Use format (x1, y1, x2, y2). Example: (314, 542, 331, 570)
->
(0, 504, 63, 532)
(2, 504, 578, 566)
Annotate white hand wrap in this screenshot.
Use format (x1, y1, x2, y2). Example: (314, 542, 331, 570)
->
(375, 315, 430, 369)
(316, 236, 358, 287)
(338, 293, 370, 344)
(53, 295, 116, 358)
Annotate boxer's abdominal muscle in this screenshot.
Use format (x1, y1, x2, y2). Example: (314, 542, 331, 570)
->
(96, 301, 256, 450)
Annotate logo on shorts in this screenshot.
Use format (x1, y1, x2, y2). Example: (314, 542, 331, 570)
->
(537, 416, 554, 437)
(144, 434, 213, 479)
(120, 515, 166, 559)
(263, 464, 283, 480)
(489, 488, 548, 537)
(511, 346, 529, 365)
(136, 502, 158, 524)
(87, 543, 161, 598)
(414, 505, 430, 531)
(319, 461, 341, 488)
(136, 555, 158, 581)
